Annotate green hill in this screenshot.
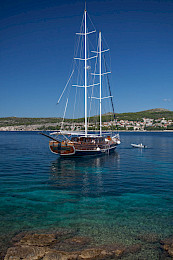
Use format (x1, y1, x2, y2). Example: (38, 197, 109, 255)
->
(83, 108, 173, 123)
(0, 117, 61, 127)
(0, 108, 172, 127)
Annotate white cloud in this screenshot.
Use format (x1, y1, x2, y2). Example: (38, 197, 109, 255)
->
(163, 98, 171, 102)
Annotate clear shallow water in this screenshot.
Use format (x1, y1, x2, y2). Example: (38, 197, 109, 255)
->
(0, 131, 173, 256)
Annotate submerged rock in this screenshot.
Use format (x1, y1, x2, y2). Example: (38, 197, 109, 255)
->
(78, 248, 109, 259)
(78, 246, 124, 259)
(137, 233, 160, 243)
(4, 245, 124, 260)
(4, 246, 49, 260)
(160, 237, 173, 258)
(4, 231, 143, 260)
(0, 237, 11, 260)
(12, 231, 28, 243)
(43, 250, 79, 260)
(51, 236, 92, 251)
(125, 244, 141, 254)
(18, 233, 57, 246)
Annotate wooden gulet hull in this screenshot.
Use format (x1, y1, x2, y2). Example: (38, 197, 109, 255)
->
(49, 139, 118, 156)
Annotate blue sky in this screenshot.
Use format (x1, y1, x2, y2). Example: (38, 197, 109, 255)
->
(0, 0, 173, 118)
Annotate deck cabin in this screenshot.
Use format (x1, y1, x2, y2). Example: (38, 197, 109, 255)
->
(71, 136, 107, 144)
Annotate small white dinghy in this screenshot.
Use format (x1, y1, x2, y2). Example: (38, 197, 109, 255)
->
(131, 143, 147, 148)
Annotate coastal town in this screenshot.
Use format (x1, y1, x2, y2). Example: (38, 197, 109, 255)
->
(0, 117, 172, 131)
(103, 117, 173, 131)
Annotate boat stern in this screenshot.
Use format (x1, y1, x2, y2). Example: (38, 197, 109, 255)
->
(49, 141, 75, 156)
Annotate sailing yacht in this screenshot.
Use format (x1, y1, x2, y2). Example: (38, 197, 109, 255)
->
(41, 5, 121, 156)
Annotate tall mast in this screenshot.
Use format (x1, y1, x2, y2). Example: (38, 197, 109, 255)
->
(74, 4, 96, 136)
(84, 8, 87, 137)
(99, 31, 102, 136)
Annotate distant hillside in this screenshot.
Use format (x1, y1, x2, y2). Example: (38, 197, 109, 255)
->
(119, 109, 173, 121)
(0, 108, 173, 127)
(0, 117, 61, 127)
(87, 108, 173, 123)
(141, 108, 170, 113)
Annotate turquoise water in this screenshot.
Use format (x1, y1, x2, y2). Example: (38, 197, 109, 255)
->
(0, 131, 173, 255)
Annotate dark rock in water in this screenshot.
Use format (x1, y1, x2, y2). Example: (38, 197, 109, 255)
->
(50, 236, 92, 252)
(46, 227, 76, 240)
(11, 231, 28, 243)
(160, 237, 173, 258)
(125, 244, 141, 254)
(161, 237, 173, 246)
(137, 233, 160, 243)
(65, 236, 91, 246)
(0, 234, 14, 260)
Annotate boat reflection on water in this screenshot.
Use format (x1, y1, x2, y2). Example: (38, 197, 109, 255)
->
(49, 152, 120, 197)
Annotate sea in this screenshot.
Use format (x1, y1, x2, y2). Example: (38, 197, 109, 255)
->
(0, 131, 173, 258)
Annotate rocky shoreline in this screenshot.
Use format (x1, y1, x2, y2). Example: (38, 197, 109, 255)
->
(0, 124, 58, 131)
(1, 228, 173, 259)
(0, 127, 173, 132)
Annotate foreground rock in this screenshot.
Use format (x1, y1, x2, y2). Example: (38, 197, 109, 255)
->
(17, 233, 56, 247)
(160, 237, 173, 258)
(4, 245, 124, 260)
(4, 246, 49, 260)
(4, 231, 142, 260)
(78, 247, 124, 259)
(0, 234, 13, 260)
